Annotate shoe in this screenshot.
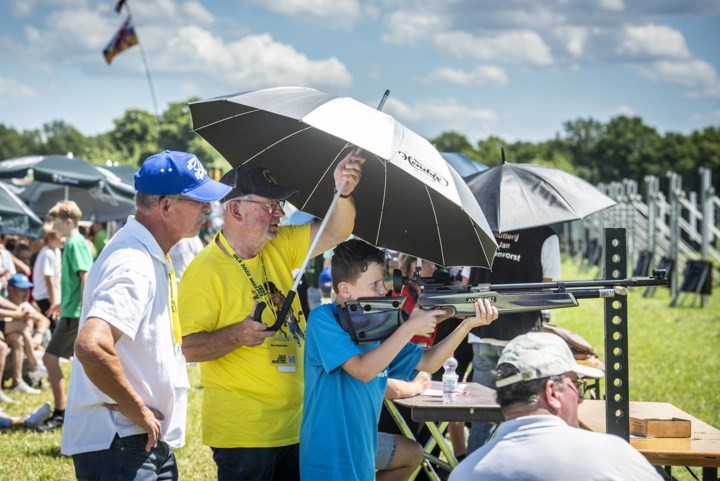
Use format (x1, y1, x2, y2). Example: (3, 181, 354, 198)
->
(39, 414, 64, 431)
(28, 364, 48, 383)
(25, 402, 53, 429)
(0, 390, 15, 404)
(11, 382, 41, 394)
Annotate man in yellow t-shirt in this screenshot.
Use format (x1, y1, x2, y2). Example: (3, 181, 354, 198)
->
(179, 152, 364, 481)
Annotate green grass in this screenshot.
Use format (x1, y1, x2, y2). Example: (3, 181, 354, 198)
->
(1, 258, 717, 480)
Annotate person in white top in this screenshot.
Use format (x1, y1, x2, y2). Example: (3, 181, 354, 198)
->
(31, 226, 62, 321)
(61, 151, 231, 481)
(449, 332, 662, 481)
(168, 235, 204, 283)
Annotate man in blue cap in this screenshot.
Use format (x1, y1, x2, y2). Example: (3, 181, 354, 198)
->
(61, 151, 231, 481)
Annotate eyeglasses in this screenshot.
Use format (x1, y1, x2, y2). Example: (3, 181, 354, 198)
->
(160, 195, 208, 206)
(240, 198, 286, 214)
(567, 377, 588, 396)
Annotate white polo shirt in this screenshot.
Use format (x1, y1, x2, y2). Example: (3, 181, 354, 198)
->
(62, 216, 186, 455)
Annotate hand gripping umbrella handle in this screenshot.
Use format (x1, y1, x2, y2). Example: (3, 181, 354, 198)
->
(268, 90, 391, 333)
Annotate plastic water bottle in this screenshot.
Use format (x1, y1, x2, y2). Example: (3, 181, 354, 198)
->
(442, 356, 459, 404)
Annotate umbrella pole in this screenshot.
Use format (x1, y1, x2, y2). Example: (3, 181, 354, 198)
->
(269, 180, 347, 331)
(271, 89, 391, 332)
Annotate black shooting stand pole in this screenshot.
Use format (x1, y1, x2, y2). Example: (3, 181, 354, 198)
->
(270, 89, 391, 331)
(604, 227, 630, 441)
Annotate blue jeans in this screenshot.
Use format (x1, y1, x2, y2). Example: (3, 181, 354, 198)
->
(73, 433, 177, 481)
(212, 444, 299, 481)
(467, 342, 505, 454)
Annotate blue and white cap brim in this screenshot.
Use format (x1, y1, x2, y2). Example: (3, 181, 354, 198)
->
(184, 178, 232, 202)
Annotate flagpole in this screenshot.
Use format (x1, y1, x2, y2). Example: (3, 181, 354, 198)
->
(121, 1, 161, 134)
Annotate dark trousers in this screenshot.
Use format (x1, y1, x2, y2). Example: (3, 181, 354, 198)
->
(73, 433, 177, 481)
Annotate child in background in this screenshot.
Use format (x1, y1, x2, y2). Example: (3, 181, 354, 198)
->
(300, 239, 498, 481)
(0, 401, 52, 430)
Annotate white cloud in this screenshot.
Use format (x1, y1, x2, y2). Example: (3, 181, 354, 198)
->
(382, 10, 447, 45)
(613, 104, 636, 116)
(164, 27, 352, 89)
(424, 66, 508, 87)
(641, 60, 720, 97)
(249, 0, 362, 25)
(10, 0, 87, 17)
(8, 6, 351, 90)
(690, 110, 720, 123)
(433, 30, 554, 65)
(555, 26, 589, 57)
(384, 97, 499, 141)
(618, 24, 691, 59)
(0, 76, 38, 97)
(599, 0, 625, 11)
(182, 2, 215, 25)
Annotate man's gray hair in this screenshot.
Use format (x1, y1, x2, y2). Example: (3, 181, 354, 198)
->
(222, 195, 250, 212)
(135, 193, 164, 213)
(494, 363, 566, 408)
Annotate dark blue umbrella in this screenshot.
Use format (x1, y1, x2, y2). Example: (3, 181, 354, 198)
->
(441, 152, 487, 178)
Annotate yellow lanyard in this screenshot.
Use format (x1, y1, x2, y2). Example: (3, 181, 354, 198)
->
(216, 231, 275, 319)
(165, 254, 183, 352)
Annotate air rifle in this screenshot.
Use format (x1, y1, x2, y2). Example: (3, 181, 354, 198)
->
(337, 269, 668, 343)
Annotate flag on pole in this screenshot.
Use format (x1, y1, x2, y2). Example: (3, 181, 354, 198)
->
(103, 17, 138, 65)
(114, 0, 127, 13)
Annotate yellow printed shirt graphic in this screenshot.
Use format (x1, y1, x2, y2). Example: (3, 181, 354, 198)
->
(179, 223, 311, 448)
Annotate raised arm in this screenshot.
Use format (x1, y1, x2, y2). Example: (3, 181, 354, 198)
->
(309, 151, 365, 257)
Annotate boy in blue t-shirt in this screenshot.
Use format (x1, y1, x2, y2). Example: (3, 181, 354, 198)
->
(300, 239, 498, 481)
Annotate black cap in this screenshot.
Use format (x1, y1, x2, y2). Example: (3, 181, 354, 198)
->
(220, 165, 299, 203)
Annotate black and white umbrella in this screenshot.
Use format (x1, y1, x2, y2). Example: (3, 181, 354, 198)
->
(190, 86, 497, 268)
(464, 161, 616, 233)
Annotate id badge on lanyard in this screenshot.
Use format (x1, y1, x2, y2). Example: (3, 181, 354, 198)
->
(268, 339, 298, 373)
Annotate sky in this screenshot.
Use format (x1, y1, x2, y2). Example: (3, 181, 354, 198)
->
(0, 0, 719, 146)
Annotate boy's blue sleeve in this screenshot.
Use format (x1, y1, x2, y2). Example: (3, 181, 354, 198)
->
(306, 304, 361, 374)
(388, 342, 424, 381)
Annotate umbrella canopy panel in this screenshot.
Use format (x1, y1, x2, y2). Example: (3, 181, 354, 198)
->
(464, 163, 617, 233)
(441, 152, 488, 178)
(18, 181, 135, 223)
(0, 155, 107, 188)
(0, 182, 43, 237)
(191, 87, 497, 268)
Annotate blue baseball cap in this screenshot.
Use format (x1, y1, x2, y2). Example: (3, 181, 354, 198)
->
(318, 266, 333, 290)
(134, 151, 231, 202)
(8, 273, 33, 289)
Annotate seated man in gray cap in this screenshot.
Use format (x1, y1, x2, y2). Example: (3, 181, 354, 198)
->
(450, 332, 662, 481)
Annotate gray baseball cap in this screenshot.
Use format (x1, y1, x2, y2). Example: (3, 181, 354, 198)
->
(495, 332, 604, 388)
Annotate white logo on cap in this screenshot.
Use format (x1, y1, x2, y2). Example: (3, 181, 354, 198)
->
(187, 157, 207, 180)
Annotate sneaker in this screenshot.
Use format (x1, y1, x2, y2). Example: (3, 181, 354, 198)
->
(39, 414, 64, 431)
(11, 382, 41, 394)
(0, 390, 15, 404)
(25, 402, 53, 429)
(28, 364, 48, 383)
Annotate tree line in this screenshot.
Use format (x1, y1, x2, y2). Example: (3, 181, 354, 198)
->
(1, 99, 718, 195)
